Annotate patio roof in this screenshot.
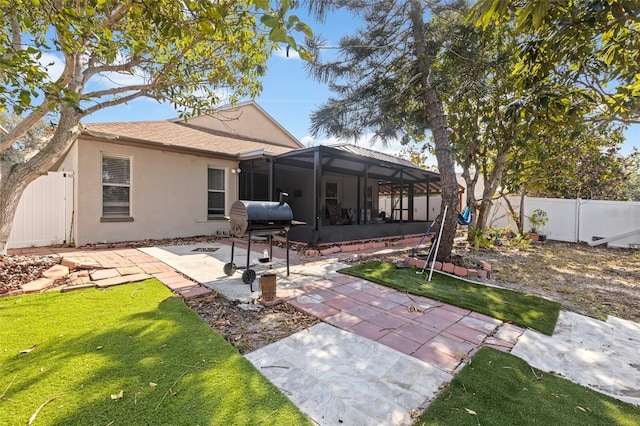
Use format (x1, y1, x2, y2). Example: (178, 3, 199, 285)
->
(274, 144, 442, 195)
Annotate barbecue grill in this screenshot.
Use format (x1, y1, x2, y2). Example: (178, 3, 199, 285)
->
(223, 195, 294, 289)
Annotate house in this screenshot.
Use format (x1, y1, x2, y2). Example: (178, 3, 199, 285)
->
(14, 102, 442, 248)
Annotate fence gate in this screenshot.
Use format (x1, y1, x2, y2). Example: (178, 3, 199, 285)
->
(8, 171, 74, 249)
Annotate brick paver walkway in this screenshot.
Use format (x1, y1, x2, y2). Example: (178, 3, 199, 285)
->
(286, 274, 525, 372)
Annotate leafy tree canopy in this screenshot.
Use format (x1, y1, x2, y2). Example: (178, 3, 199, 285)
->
(471, 0, 640, 122)
(0, 0, 312, 255)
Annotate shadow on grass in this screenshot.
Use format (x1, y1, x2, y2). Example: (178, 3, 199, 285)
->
(0, 281, 310, 425)
(339, 261, 561, 335)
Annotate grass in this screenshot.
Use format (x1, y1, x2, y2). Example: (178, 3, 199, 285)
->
(339, 261, 560, 335)
(0, 280, 311, 426)
(417, 347, 640, 425)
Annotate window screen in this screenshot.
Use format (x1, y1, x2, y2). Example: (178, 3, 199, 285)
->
(208, 168, 225, 217)
(102, 155, 130, 217)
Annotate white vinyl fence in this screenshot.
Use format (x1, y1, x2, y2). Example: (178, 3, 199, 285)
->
(379, 195, 442, 222)
(8, 171, 74, 249)
(380, 194, 640, 248)
(489, 196, 640, 248)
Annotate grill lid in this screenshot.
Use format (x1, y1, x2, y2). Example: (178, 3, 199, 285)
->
(229, 200, 293, 237)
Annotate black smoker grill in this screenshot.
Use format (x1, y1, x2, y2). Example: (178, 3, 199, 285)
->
(223, 196, 294, 290)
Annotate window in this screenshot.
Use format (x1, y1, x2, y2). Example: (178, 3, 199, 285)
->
(102, 154, 131, 219)
(325, 181, 339, 207)
(208, 167, 225, 218)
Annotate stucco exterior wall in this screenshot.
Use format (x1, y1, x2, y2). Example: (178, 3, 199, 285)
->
(74, 139, 239, 245)
(185, 103, 301, 148)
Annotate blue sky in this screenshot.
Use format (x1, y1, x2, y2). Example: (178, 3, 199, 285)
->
(83, 7, 638, 159)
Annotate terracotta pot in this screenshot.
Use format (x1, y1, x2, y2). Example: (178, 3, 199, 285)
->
(528, 233, 539, 242)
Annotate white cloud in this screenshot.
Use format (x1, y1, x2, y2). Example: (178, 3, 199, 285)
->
(274, 46, 301, 60)
(38, 52, 65, 82)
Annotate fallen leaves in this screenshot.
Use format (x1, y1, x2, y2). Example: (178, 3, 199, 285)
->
(110, 390, 124, 400)
(27, 396, 61, 425)
(19, 344, 37, 354)
(465, 408, 477, 416)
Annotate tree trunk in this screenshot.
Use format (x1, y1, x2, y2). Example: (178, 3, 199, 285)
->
(410, 0, 458, 261)
(425, 90, 459, 261)
(476, 198, 493, 230)
(518, 190, 526, 234)
(475, 144, 510, 230)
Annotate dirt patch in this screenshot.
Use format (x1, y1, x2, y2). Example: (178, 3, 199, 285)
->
(380, 240, 640, 322)
(454, 240, 640, 322)
(185, 293, 319, 354)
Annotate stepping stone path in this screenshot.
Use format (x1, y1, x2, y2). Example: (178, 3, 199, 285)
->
(13, 248, 212, 300)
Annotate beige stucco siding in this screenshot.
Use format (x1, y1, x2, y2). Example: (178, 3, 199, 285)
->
(186, 103, 302, 148)
(75, 139, 237, 245)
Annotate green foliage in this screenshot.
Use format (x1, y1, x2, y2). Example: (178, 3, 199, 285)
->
(468, 227, 493, 250)
(0, 280, 311, 425)
(0, 0, 312, 117)
(528, 208, 548, 233)
(418, 347, 640, 425)
(303, 1, 432, 144)
(619, 149, 640, 201)
(470, 0, 640, 121)
(433, 7, 627, 232)
(339, 261, 560, 335)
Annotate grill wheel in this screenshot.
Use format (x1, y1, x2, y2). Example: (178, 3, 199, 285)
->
(223, 262, 236, 276)
(242, 269, 256, 285)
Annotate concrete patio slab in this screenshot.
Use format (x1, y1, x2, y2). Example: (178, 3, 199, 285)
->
(245, 322, 453, 426)
(140, 243, 351, 303)
(511, 311, 640, 406)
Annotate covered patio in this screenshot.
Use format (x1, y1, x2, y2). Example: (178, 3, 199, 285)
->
(238, 144, 443, 245)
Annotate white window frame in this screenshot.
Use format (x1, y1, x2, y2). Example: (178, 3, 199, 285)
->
(207, 166, 226, 219)
(101, 153, 132, 221)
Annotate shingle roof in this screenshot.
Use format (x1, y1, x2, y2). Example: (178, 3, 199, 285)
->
(328, 143, 421, 170)
(82, 120, 296, 157)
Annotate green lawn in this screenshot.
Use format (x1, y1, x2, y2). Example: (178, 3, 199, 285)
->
(418, 347, 640, 425)
(0, 280, 311, 425)
(339, 261, 560, 335)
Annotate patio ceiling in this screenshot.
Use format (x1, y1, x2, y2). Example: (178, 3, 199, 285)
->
(274, 145, 442, 195)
